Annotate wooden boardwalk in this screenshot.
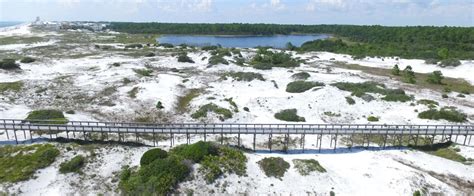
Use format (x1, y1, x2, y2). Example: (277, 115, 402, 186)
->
(1, 119, 473, 151)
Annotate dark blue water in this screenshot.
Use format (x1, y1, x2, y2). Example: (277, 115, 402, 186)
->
(157, 34, 329, 48)
(0, 21, 23, 28)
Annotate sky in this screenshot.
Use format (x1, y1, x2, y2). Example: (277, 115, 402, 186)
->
(0, 0, 473, 26)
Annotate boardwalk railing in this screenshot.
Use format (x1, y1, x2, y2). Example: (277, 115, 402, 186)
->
(1, 119, 473, 150)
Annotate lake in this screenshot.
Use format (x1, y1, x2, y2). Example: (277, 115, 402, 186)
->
(157, 34, 329, 48)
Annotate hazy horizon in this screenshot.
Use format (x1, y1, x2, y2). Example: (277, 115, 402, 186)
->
(0, 0, 473, 27)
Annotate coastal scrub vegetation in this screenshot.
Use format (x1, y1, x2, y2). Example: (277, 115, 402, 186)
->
(257, 157, 290, 179)
(0, 81, 23, 93)
(286, 81, 324, 93)
(0, 144, 60, 182)
(59, 155, 86, 174)
(0, 59, 20, 70)
(250, 48, 300, 70)
(292, 159, 326, 175)
(221, 71, 265, 82)
(274, 109, 306, 122)
(120, 142, 247, 194)
(191, 103, 233, 121)
(25, 109, 68, 124)
(418, 107, 467, 122)
(332, 82, 412, 102)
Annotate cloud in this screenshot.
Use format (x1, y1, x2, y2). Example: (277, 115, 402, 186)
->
(156, 0, 213, 12)
(270, 0, 286, 10)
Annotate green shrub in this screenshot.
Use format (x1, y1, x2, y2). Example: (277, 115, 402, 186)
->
(224, 97, 239, 112)
(0, 144, 60, 182)
(442, 94, 448, 98)
(424, 59, 438, 65)
(345, 96, 355, 105)
(417, 99, 439, 106)
(0, 59, 20, 70)
(274, 109, 305, 122)
(201, 45, 219, 51)
(367, 116, 379, 122)
(120, 156, 190, 195)
(0, 81, 23, 93)
(133, 68, 152, 77)
(65, 110, 75, 114)
(170, 141, 218, 163)
(199, 146, 247, 183)
(128, 87, 139, 98)
(140, 148, 168, 166)
(250, 49, 299, 69)
(59, 155, 86, 173)
(426, 71, 444, 84)
(156, 101, 164, 109)
(20, 57, 36, 63)
(418, 107, 466, 122)
(112, 62, 121, 67)
(457, 93, 465, 98)
(177, 52, 194, 63)
(222, 72, 265, 82)
(208, 55, 228, 65)
(243, 107, 250, 112)
(439, 58, 461, 67)
(403, 65, 416, 84)
(257, 157, 290, 179)
(292, 159, 326, 176)
(124, 44, 143, 49)
(25, 109, 68, 124)
(158, 43, 174, 48)
(191, 103, 233, 121)
(391, 64, 400, 76)
(144, 52, 155, 57)
(291, 72, 311, 80)
(286, 81, 324, 93)
(332, 82, 412, 102)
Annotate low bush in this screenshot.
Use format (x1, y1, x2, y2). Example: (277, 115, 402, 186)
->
(439, 58, 461, 67)
(191, 103, 233, 121)
(250, 48, 300, 69)
(112, 62, 121, 67)
(426, 71, 444, 84)
(417, 99, 439, 106)
(156, 101, 164, 109)
(119, 156, 190, 195)
(59, 155, 86, 173)
(258, 157, 290, 179)
(332, 82, 412, 102)
(20, 57, 36, 63)
(442, 94, 448, 98)
(0, 81, 23, 93)
(424, 59, 438, 65)
(243, 107, 250, 112)
(391, 64, 400, 76)
(274, 109, 305, 122)
(124, 43, 143, 49)
(0, 144, 59, 182)
(144, 52, 155, 57)
(224, 97, 239, 112)
(133, 68, 152, 77)
(292, 159, 326, 176)
(345, 96, 355, 105)
(199, 146, 247, 183)
(128, 87, 139, 98)
(222, 72, 265, 82)
(402, 66, 416, 84)
(201, 45, 219, 51)
(291, 72, 311, 80)
(208, 55, 228, 65)
(367, 116, 379, 122)
(158, 43, 174, 48)
(177, 52, 194, 63)
(412, 141, 467, 163)
(170, 141, 218, 163)
(25, 109, 68, 124)
(418, 107, 466, 122)
(286, 81, 324, 93)
(0, 59, 20, 70)
(140, 148, 168, 166)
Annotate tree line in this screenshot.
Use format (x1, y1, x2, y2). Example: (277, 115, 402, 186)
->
(108, 23, 474, 59)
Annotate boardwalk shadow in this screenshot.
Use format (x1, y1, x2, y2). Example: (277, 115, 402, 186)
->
(253, 145, 410, 155)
